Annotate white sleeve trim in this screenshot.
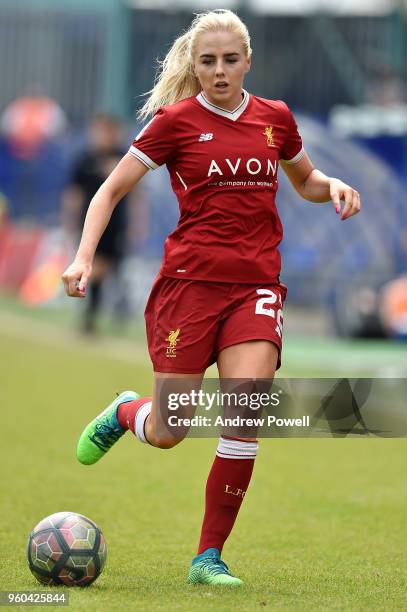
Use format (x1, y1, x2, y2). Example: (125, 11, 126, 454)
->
(129, 146, 159, 170)
(281, 146, 305, 165)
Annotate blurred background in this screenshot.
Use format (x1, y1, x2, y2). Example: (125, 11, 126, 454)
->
(1, 0, 407, 375)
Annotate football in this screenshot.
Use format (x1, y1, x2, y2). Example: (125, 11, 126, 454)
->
(27, 512, 107, 586)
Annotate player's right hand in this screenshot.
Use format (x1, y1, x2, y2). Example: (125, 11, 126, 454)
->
(62, 260, 92, 298)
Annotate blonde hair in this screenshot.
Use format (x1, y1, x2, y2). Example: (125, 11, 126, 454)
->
(137, 9, 252, 121)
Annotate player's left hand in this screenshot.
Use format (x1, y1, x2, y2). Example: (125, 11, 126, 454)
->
(329, 178, 361, 220)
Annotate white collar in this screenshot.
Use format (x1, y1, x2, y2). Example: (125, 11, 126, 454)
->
(196, 89, 250, 122)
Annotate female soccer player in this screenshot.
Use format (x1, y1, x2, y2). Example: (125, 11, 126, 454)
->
(62, 9, 361, 585)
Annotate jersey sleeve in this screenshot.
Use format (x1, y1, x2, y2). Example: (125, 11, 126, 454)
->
(280, 104, 305, 164)
(129, 108, 175, 171)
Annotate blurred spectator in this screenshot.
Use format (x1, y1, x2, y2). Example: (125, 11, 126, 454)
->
(62, 113, 144, 334)
(365, 63, 407, 107)
(1, 89, 67, 159)
(380, 276, 407, 339)
(0, 88, 67, 222)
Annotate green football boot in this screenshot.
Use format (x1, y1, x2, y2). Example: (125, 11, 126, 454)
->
(188, 548, 243, 586)
(76, 390, 139, 465)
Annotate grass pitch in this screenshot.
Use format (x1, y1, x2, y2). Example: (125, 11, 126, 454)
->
(0, 304, 407, 610)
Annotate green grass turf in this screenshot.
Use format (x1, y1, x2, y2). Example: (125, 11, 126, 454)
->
(0, 306, 407, 610)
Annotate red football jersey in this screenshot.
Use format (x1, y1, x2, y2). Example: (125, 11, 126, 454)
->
(129, 89, 304, 283)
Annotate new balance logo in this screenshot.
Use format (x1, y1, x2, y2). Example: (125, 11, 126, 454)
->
(199, 133, 214, 142)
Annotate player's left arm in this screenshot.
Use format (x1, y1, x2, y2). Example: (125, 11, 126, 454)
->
(280, 152, 361, 220)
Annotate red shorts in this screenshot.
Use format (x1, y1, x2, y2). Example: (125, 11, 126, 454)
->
(144, 274, 287, 374)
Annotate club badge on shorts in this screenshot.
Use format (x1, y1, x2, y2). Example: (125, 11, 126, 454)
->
(166, 328, 180, 358)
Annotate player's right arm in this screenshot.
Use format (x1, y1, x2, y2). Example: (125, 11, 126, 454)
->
(62, 153, 149, 298)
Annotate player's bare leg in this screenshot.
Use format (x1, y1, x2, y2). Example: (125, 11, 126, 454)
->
(217, 339, 279, 380)
(76, 371, 204, 464)
(137, 372, 205, 449)
(188, 341, 278, 586)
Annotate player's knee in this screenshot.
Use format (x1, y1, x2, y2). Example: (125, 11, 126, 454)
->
(150, 433, 184, 449)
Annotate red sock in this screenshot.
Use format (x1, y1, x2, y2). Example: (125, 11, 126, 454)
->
(117, 397, 152, 434)
(197, 437, 257, 554)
